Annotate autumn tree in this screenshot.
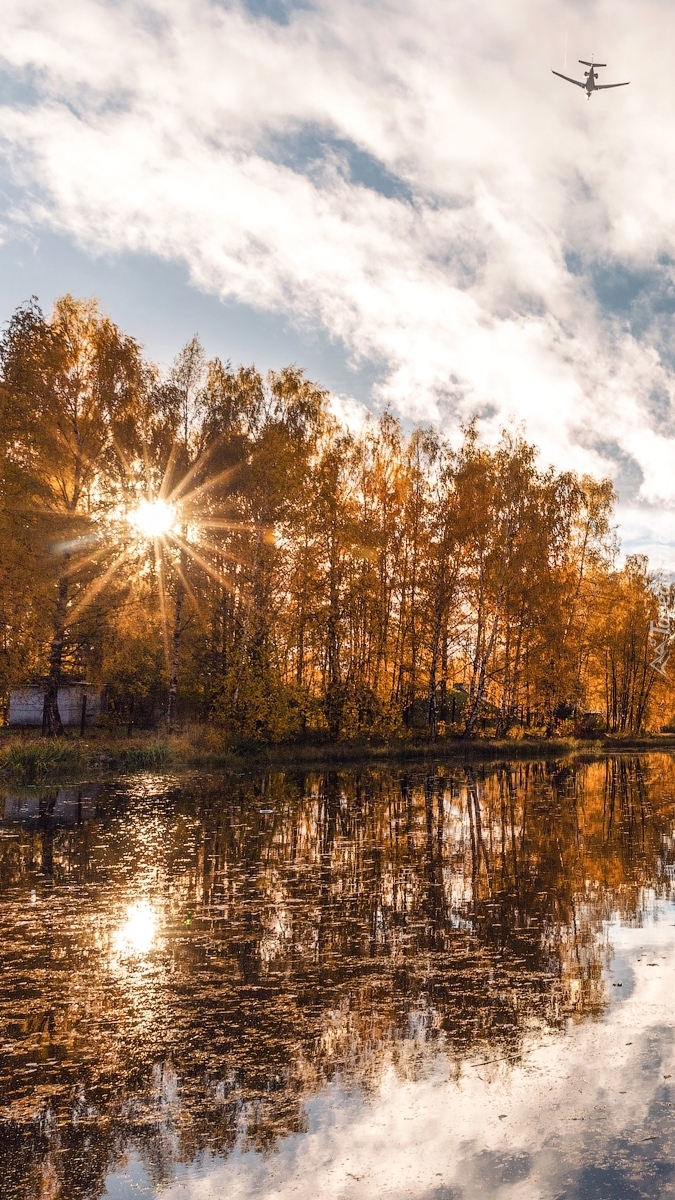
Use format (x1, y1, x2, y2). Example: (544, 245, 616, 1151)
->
(593, 556, 659, 734)
(0, 296, 146, 733)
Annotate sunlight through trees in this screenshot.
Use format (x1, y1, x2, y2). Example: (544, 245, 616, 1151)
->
(0, 296, 667, 740)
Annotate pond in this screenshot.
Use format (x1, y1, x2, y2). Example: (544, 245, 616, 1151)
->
(2, 756, 675, 1199)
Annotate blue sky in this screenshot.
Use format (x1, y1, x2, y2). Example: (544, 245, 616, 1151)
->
(0, 226, 382, 395)
(1, 0, 675, 561)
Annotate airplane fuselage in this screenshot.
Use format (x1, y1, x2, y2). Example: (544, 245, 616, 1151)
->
(551, 58, 629, 98)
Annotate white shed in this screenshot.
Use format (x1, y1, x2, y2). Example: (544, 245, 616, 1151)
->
(9, 684, 103, 728)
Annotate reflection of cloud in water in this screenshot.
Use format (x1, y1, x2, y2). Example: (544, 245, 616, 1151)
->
(153, 903, 675, 1200)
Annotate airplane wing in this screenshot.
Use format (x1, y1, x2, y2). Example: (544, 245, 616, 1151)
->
(594, 81, 630, 89)
(551, 70, 586, 89)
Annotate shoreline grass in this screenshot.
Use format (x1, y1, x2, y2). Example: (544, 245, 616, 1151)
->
(0, 735, 170, 784)
(1, 726, 675, 784)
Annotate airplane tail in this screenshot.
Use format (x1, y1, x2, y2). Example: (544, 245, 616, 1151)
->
(579, 60, 606, 67)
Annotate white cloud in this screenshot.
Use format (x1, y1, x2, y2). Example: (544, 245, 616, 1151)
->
(3, 0, 675, 532)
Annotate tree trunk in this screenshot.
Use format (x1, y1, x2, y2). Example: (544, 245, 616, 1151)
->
(42, 572, 69, 737)
(463, 598, 501, 739)
(427, 596, 445, 741)
(167, 578, 184, 729)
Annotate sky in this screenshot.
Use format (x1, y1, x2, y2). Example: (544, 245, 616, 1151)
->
(1, 0, 675, 562)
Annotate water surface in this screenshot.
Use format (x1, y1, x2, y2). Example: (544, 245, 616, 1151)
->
(2, 756, 675, 1198)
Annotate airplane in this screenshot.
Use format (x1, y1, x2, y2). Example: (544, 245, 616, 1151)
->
(552, 57, 630, 98)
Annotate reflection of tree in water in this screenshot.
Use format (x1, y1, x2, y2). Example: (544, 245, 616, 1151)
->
(0, 755, 674, 1198)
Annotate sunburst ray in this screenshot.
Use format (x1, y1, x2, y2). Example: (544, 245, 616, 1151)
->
(166, 435, 224, 504)
(171, 533, 242, 599)
(174, 561, 207, 627)
(66, 548, 132, 625)
(159, 442, 181, 501)
(172, 460, 244, 510)
(171, 531, 243, 570)
(154, 538, 171, 667)
(191, 518, 256, 533)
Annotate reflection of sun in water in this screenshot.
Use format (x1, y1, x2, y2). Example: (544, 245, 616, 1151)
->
(113, 900, 158, 958)
(128, 498, 177, 539)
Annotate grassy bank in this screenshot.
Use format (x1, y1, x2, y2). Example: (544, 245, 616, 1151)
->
(2, 727, 675, 784)
(0, 734, 171, 784)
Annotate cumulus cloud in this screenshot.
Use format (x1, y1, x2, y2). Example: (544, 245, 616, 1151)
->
(2, 0, 675, 528)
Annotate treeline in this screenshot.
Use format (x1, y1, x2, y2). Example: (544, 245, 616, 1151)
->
(0, 295, 666, 739)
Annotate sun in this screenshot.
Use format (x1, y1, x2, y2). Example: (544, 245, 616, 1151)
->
(129, 498, 177, 539)
(62, 448, 245, 666)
